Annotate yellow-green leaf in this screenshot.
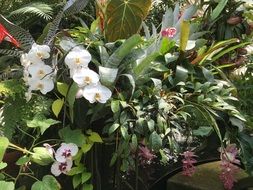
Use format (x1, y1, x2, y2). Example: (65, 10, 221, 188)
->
(179, 20, 190, 51)
(81, 143, 93, 153)
(57, 82, 69, 97)
(52, 98, 64, 118)
(0, 137, 9, 162)
(88, 132, 103, 143)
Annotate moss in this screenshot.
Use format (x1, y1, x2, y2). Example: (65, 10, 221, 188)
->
(167, 161, 248, 190)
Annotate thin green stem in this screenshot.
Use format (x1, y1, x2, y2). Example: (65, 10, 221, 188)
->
(9, 143, 34, 155)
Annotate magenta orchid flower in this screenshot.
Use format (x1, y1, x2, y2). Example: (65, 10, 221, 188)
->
(181, 151, 197, 176)
(219, 144, 241, 190)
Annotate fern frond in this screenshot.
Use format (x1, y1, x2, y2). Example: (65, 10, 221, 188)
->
(0, 14, 35, 51)
(9, 2, 53, 21)
(0, 79, 24, 98)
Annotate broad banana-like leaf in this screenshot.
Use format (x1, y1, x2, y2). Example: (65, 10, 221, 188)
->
(99, 66, 118, 87)
(104, 0, 152, 41)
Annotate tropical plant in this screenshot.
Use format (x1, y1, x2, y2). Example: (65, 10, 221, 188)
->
(0, 0, 252, 190)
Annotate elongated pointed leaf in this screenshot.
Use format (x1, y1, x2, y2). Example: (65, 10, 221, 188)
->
(105, 0, 152, 41)
(210, 0, 228, 21)
(133, 52, 160, 77)
(105, 34, 142, 68)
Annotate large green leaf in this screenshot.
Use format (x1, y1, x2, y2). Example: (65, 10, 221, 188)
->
(0, 181, 14, 190)
(31, 175, 61, 190)
(59, 127, 86, 147)
(105, 0, 152, 41)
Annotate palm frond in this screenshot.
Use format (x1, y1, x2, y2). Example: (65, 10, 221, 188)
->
(9, 2, 53, 21)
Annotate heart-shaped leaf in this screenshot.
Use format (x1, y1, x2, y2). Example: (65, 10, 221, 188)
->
(105, 0, 152, 41)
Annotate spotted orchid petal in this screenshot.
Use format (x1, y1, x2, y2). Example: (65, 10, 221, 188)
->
(51, 159, 73, 176)
(55, 143, 78, 163)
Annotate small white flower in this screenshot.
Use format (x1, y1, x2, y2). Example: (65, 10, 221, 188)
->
(51, 159, 73, 176)
(76, 88, 84, 99)
(73, 68, 100, 87)
(65, 47, 91, 70)
(27, 43, 50, 64)
(83, 84, 112, 104)
(20, 53, 31, 68)
(55, 143, 78, 163)
(28, 78, 54, 95)
(28, 63, 53, 80)
(59, 37, 77, 51)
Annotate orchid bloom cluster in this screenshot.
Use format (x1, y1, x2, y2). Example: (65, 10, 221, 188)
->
(45, 143, 78, 176)
(181, 151, 197, 176)
(219, 144, 241, 190)
(20, 43, 54, 101)
(64, 46, 112, 103)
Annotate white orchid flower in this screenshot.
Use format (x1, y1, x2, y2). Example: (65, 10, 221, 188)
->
(28, 63, 53, 80)
(59, 37, 77, 51)
(27, 43, 50, 64)
(55, 143, 78, 163)
(83, 83, 112, 104)
(73, 68, 100, 87)
(65, 46, 92, 70)
(27, 77, 54, 95)
(51, 159, 73, 176)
